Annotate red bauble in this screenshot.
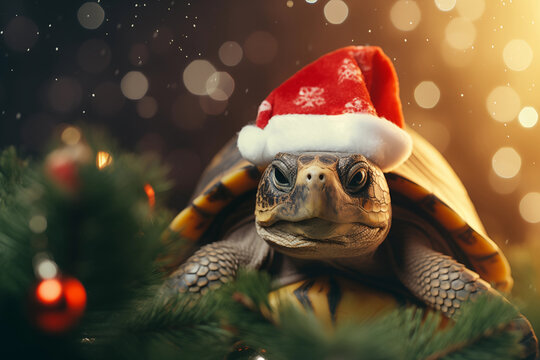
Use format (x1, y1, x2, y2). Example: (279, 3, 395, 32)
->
(45, 153, 79, 191)
(44, 144, 91, 191)
(30, 276, 87, 333)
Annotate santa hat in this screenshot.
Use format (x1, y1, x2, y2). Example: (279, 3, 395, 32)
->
(237, 46, 412, 172)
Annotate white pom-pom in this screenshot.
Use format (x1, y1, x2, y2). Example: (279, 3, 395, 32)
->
(237, 125, 267, 165)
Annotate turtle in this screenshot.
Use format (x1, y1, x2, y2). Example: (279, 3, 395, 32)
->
(162, 46, 538, 358)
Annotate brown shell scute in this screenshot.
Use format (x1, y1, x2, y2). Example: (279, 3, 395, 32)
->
(389, 127, 512, 292)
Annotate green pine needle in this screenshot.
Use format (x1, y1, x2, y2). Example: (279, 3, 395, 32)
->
(119, 270, 524, 360)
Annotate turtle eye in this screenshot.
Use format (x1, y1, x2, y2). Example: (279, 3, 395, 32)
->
(345, 163, 369, 194)
(272, 163, 292, 192)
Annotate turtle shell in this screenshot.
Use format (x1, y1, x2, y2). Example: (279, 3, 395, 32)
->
(166, 127, 512, 293)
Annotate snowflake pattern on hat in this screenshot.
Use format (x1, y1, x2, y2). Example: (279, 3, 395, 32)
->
(258, 100, 272, 113)
(343, 97, 375, 114)
(293, 87, 325, 108)
(338, 58, 363, 84)
(351, 48, 373, 72)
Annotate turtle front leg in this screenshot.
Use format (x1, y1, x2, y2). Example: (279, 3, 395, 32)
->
(167, 242, 243, 295)
(163, 221, 271, 295)
(396, 229, 538, 359)
(398, 238, 490, 317)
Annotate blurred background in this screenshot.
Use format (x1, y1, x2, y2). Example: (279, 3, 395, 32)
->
(0, 0, 538, 304)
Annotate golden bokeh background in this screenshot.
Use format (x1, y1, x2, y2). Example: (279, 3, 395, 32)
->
(1, 1, 539, 312)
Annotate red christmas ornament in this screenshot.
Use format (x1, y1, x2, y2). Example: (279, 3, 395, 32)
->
(31, 276, 87, 333)
(44, 143, 92, 191)
(45, 152, 80, 191)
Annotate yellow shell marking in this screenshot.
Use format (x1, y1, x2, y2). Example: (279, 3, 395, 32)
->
(269, 276, 399, 327)
(388, 128, 513, 293)
(168, 161, 262, 241)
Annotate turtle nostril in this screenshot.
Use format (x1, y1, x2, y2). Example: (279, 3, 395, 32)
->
(306, 172, 326, 182)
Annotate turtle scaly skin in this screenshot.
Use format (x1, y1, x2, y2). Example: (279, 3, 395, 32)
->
(165, 217, 271, 296)
(170, 243, 239, 295)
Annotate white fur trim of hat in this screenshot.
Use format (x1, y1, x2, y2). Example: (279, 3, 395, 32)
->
(237, 113, 412, 172)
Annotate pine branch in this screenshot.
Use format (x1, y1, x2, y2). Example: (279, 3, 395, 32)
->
(421, 296, 522, 360)
(0, 137, 175, 359)
(83, 286, 234, 360)
(71, 270, 526, 360)
(195, 271, 523, 360)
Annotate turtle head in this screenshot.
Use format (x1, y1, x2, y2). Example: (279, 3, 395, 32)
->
(255, 152, 391, 259)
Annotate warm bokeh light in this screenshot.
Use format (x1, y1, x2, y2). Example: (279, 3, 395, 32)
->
(77, 2, 105, 30)
(414, 81, 440, 109)
(36, 279, 62, 304)
(219, 41, 243, 67)
(456, 0, 485, 21)
(36, 259, 59, 280)
(120, 71, 149, 100)
(287, 1, 294, 7)
(518, 106, 538, 128)
(519, 192, 540, 223)
(144, 183, 156, 208)
(492, 147, 521, 179)
(434, 0, 456, 12)
(486, 86, 521, 123)
(29, 215, 47, 234)
(61, 126, 82, 145)
(503, 40, 533, 71)
(390, 0, 421, 31)
(182, 60, 216, 96)
(445, 17, 476, 50)
(324, 0, 349, 25)
(206, 71, 235, 101)
(96, 151, 113, 169)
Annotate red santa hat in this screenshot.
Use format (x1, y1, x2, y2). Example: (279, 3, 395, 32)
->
(237, 46, 412, 172)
